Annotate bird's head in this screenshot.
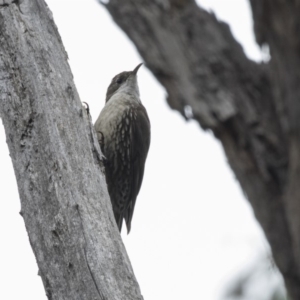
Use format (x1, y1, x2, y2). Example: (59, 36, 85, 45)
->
(105, 63, 143, 103)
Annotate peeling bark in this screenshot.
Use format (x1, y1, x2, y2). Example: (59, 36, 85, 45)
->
(0, 1, 142, 299)
(103, 0, 300, 298)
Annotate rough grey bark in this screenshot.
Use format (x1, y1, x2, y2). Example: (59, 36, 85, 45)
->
(102, 0, 300, 299)
(0, 1, 142, 299)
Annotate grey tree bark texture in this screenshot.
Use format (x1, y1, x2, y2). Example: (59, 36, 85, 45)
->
(102, 0, 300, 299)
(0, 1, 143, 300)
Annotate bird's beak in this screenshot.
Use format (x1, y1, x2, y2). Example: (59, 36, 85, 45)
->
(132, 63, 143, 75)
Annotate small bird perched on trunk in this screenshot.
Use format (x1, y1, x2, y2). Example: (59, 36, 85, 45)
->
(94, 63, 151, 234)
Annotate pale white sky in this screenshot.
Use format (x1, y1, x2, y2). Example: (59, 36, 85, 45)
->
(0, 1, 270, 299)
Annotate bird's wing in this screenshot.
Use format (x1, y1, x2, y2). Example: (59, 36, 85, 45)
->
(125, 104, 151, 233)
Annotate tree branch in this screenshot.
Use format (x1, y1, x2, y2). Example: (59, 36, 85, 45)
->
(103, 0, 300, 298)
(0, 1, 142, 299)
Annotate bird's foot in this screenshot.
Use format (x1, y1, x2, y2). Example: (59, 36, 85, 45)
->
(82, 102, 90, 115)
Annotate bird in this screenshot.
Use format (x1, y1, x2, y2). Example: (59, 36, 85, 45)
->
(94, 63, 151, 234)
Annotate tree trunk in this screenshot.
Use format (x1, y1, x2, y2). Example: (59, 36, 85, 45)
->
(0, 1, 142, 299)
(102, 0, 300, 298)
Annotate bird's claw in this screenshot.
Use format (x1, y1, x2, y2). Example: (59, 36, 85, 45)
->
(82, 102, 90, 115)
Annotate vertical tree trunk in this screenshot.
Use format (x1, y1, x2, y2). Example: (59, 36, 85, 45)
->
(0, 1, 142, 299)
(102, 0, 300, 298)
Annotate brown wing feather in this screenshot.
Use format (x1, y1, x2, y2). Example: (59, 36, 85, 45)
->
(124, 104, 150, 233)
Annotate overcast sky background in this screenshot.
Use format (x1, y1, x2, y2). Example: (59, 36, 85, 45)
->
(0, 1, 276, 299)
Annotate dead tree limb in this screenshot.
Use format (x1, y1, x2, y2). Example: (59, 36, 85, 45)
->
(103, 0, 300, 298)
(0, 1, 142, 299)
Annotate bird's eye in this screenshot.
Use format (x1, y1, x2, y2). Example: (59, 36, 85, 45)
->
(116, 78, 123, 84)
